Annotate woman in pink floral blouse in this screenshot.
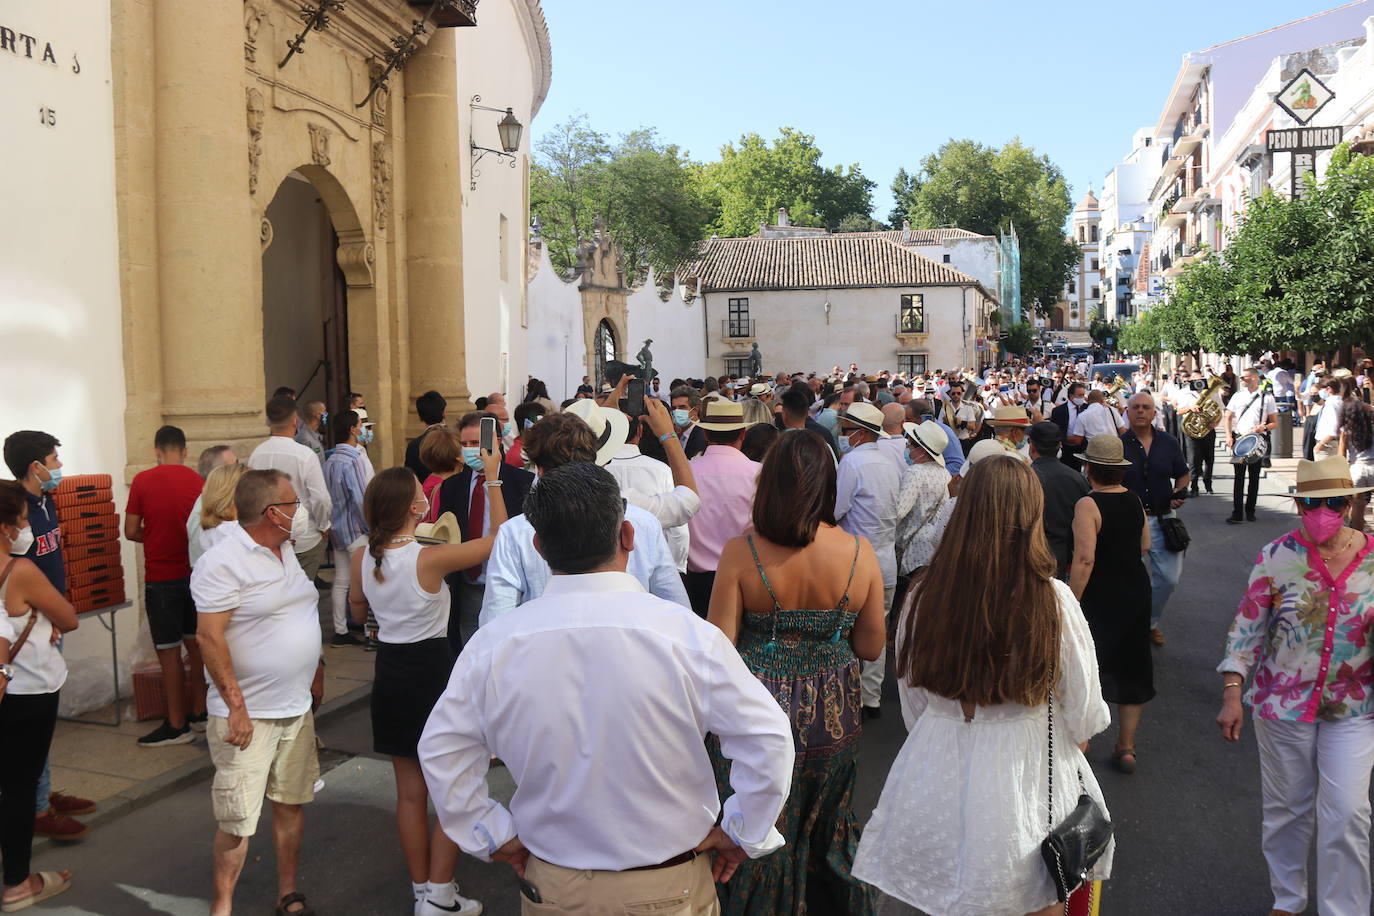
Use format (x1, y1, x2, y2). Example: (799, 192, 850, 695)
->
(1216, 456, 1374, 916)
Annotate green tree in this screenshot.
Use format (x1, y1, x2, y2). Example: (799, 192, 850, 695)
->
(888, 167, 915, 228)
(531, 116, 716, 276)
(1118, 308, 1162, 358)
(697, 128, 876, 237)
(1088, 317, 1118, 345)
(1002, 320, 1036, 356)
(891, 139, 1079, 314)
(835, 213, 885, 233)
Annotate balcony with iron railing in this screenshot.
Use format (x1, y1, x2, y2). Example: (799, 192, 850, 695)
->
(721, 318, 756, 341)
(894, 313, 927, 343)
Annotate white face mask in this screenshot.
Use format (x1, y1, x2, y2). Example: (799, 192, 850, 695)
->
(9, 524, 34, 556)
(270, 503, 310, 541)
(1071, 397, 1086, 408)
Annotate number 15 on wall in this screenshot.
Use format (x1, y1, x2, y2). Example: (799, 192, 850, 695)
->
(38, 106, 56, 127)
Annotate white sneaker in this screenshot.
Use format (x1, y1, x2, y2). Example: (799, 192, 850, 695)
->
(416, 892, 482, 915)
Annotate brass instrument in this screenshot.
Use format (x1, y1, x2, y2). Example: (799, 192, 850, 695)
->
(1182, 375, 1226, 439)
(1105, 376, 1127, 407)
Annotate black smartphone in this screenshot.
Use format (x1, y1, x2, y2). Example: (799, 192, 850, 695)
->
(480, 416, 497, 454)
(517, 878, 542, 903)
(626, 379, 646, 418)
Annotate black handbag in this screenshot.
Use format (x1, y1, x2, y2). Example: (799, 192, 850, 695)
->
(1159, 514, 1190, 553)
(1039, 685, 1112, 904)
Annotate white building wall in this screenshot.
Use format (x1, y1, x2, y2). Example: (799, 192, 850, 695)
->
(624, 270, 706, 386)
(0, 2, 134, 708)
(524, 244, 586, 403)
(702, 285, 980, 376)
(455, 0, 550, 401)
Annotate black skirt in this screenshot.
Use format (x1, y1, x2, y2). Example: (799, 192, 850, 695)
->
(371, 636, 456, 758)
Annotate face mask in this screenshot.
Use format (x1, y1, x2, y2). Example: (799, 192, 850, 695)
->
(270, 503, 309, 541)
(414, 498, 430, 522)
(461, 446, 485, 472)
(359, 426, 374, 445)
(320, 411, 329, 425)
(9, 524, 34, 556)
(905, 449, 917, 466)
(39, 465, 61, 492)
(838, 434, 854, 455)
(1320, 390, 1333, 401)
(672, 409, 691, 427)
(1302, 506, 1345, 543)
(502, 420, 516, 440)
(1071, 397, 1086, 408)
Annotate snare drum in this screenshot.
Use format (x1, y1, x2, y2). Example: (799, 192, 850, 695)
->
(1231, 432, 1269, 465)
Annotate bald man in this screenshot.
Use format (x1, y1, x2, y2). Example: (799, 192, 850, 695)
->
(878, 402, 909, 472)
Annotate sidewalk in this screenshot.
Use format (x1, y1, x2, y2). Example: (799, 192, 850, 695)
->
(39, 589, 375, 846)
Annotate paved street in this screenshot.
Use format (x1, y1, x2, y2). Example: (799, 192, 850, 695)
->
(29, 459, 1365, 915)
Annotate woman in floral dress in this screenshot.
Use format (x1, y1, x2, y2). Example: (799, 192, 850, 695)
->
(1217, 456, 1374, 916)
(707, 429, 886, 915)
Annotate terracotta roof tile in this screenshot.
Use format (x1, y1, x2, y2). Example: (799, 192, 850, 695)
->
(684, 236, 988, 293)
(829, 227, 993, 243)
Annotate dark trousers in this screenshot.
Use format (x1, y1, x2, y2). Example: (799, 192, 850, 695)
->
(1187, 430, 1216, 490)
(682, 570, 715, 619)
(1302, 414, 1318, 461)
(1233, 460, 1262, 517)
(1, 691, 59, 886)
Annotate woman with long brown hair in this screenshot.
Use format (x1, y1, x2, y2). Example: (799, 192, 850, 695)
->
(707, 428, 885, 915)
(853, 455, 1113, 916)
(347, 456, 505, 916)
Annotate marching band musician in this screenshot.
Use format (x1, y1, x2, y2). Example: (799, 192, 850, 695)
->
(1224, 367, 1280, 525)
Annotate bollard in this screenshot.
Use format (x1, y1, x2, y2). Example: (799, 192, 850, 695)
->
(1274, 401, 1295, 458)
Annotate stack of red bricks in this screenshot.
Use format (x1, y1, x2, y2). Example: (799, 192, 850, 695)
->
(54, 474, 126, 611)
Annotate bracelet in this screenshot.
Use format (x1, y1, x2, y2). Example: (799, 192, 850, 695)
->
(658, 432, 674, 443)
(483, 480, 503, 488)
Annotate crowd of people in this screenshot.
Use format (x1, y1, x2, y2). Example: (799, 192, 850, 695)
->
(1, 352, 1373, 916)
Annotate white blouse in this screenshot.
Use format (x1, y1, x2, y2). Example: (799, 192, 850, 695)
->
(1, 577, 67, 695)
(360, 542, 449, 644)
(853, 579, 1113, 915)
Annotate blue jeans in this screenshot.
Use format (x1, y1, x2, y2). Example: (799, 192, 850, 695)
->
(1147, 515, 1184, 627)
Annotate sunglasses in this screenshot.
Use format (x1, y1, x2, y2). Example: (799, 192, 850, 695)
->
(1297, 496, 1350, 510)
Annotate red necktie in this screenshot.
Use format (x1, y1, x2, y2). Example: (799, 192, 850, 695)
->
(465, 474, 485, 582)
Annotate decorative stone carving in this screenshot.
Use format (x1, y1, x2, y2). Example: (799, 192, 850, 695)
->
(308, 123, 332, 167)
(371, 141, 392, 232)
(369, 61, 390, 128)
(243, 0, 268, 64)
(260, 216, 274, 252)
(336, 238, 375, 287)
(246, 87, 265, 195)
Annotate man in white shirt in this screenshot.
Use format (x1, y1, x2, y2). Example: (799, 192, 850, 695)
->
(192, 469, 324, 916)
(420, 462, 793, 912)
(247, 396, 332, 582)
(1066, 390, 1126, 447)
(480, 414, 690, 624)
(941, 381, 982, 454)
(1224, 367, 1279, 524)
(836, 402, 902, 717)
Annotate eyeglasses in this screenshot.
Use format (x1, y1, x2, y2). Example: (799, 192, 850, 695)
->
(263, 499, 300, 515)
(1297, 496, 1350, 510)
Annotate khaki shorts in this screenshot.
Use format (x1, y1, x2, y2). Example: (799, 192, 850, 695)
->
(207, 712, 319, 837)
(522, 854, 718, 915)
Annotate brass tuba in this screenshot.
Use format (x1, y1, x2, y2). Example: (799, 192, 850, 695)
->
(1182, 375, 1226, 439)
(1105, 376, 1127, 407)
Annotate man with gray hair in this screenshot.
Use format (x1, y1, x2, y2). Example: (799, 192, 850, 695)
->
(420, 462, 793, 912)
(192, 469, 324, 916)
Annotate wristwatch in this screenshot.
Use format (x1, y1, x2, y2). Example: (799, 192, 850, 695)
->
(0, 664, 14, 682)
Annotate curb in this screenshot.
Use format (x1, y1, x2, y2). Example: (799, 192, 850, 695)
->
(35, 681, 373, 851)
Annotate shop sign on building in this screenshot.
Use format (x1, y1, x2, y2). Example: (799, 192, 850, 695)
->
(1275, 68, 1335, 125)
(1266, 125, 1344, 199)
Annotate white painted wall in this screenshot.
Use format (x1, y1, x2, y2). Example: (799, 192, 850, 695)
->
(455, 0, 550, 401)
(0, 2, 133, 709)
(624, 269, 706, 386)
(702, 285, 983, 376)
(525, 243, 586, 403)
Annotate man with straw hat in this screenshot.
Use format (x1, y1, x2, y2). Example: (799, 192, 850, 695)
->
(1216, 456, 1374, 916)
(683, 400, 761, 617)
(836, 402, 901, 718)
(986, 405, 1032, 461)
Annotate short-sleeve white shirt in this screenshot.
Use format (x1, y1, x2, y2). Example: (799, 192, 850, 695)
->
(1070, 403, 1123, 441)
(1226, 390, 1278, 436)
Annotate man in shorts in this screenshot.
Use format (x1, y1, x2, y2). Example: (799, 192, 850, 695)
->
(126, 425, 206, 747)
(192, 469, 324, 916)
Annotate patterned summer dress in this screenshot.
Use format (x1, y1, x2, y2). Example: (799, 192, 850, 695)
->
(708, 535, 879, 915)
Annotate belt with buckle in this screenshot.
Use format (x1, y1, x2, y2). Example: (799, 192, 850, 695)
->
(622, 850, 698, 872)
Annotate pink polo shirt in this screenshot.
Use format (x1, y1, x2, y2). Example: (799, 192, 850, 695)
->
(686, 445, 761, 573)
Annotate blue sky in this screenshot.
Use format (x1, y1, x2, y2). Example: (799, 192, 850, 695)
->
(533, 0, 1363, 222)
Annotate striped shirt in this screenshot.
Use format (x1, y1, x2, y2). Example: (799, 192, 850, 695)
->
(323, 443, 374, 550)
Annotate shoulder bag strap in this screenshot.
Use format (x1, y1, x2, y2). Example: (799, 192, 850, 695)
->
(0, 558, 40, 660)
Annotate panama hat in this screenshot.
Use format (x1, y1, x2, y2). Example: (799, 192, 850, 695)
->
(841, 402, 890, 438)
(1291, 456, 1374, 498)
(415, 511, 462, 545)
(902, 420, 948, 467)
(749, 383, 772, 397)
(960, 438, 1023, 474)
(696, 399, 748, 432)
(987, 405, 1032, 428)
(565, 398, 630, 466)
(1082, 435, 1134, 467)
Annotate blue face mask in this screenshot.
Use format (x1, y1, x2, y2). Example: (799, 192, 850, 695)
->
(838, 435, 853, 455)
(502, 420, 516, 440)
(39, 466, 61, 492)
(672, 409, 691, 427)
(320, 411, 329, 425)
(904, 449, 916, 465)
(461, 446, 485, 472)
(359, 426, 374, 445)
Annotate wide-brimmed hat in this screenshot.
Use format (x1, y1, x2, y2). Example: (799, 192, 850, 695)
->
(415, 511, 462, 545)
(988, 405, 1032, 428)
(1082, 435, 1134, 467)
(960, 438, 1025, 474)
(749, 383, 772, 397)
(1291, 456, 1374, 498)
(565, 398, 630, 466)
(696, 399, 748, 432)
(902, 420, 948, 467)
(841, 402, 891, 438)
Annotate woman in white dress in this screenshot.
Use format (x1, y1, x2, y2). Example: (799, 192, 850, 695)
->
(853, 454, 1114, 916)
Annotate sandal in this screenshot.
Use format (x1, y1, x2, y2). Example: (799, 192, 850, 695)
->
(276, 892, 315, 916)
(1112, 748, 1137, 774)
(1, 871, 73, 912)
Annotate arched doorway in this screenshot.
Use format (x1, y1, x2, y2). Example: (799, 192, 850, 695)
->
(261, 171, 352, 413)
(1051, 305, 1066, 331)
(593, 318, 618, 388)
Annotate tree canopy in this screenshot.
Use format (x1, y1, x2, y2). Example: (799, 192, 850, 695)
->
(890, 139, 1079, 314)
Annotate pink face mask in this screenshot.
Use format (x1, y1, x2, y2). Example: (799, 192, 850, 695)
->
(1302, 506, 1345, 543)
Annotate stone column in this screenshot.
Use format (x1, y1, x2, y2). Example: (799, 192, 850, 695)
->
(404, 28, 473, 424)
(152, 0, 264, 451)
